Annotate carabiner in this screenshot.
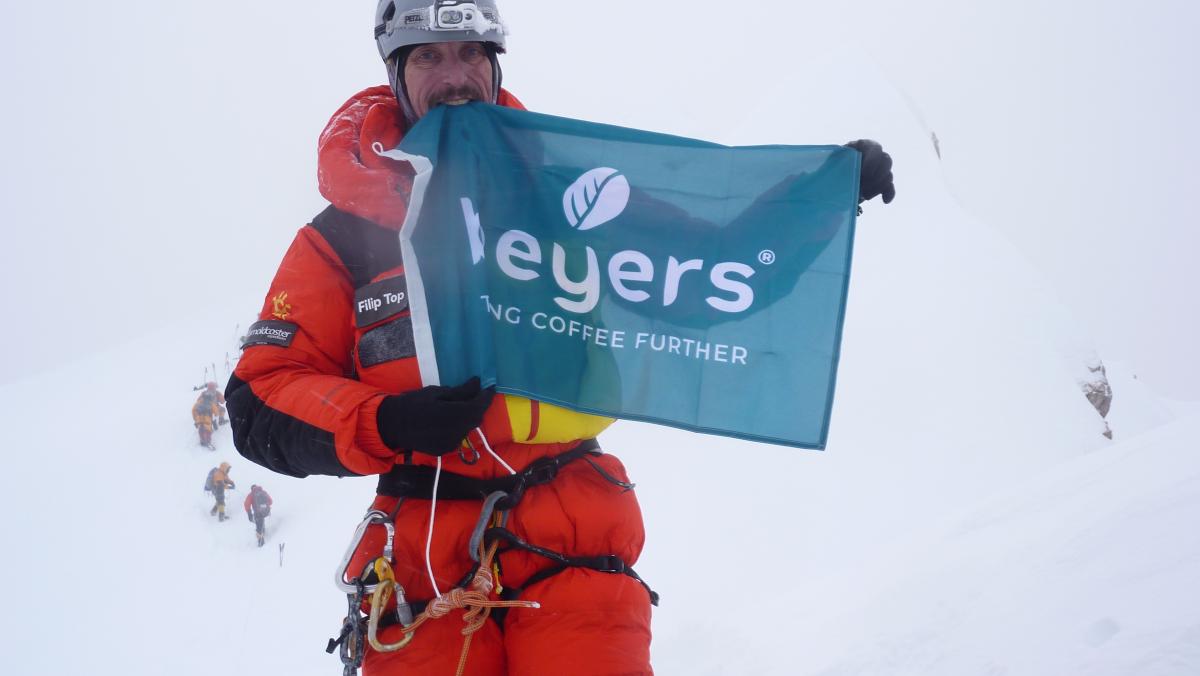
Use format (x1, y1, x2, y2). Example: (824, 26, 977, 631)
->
(459, 437, 481, 465)
(373, 558, 414, 627)
(469, 491, 511, 563)
(335, 510, 394, 594)
(367, 558, 416, 652)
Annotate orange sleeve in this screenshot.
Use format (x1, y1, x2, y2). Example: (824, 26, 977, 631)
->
(227, 225, 397, 477)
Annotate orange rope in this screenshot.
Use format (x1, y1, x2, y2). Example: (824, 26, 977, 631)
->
(368, 540, 540, 676)
(455, 632, 474, 676)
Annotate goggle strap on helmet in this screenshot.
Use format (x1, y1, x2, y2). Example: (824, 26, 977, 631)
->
(392, 54, 420, 126)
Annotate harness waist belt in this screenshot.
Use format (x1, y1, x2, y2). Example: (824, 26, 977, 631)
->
(376, 439, 601, 500)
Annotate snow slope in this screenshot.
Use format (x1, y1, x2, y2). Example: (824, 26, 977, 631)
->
(1, 268, 1191, 676)
(4, 111, 1191, 673)
(807, 409, 1200, 676)
(0, 325, 369, 675)
(2, 3, 1197, 675)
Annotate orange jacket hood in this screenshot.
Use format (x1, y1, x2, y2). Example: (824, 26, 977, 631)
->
(316, 85, 526, 230)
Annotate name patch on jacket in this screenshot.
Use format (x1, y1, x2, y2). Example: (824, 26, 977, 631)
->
(355, 276, 409, 328)
(358, 316, 416, 367)
(242, 320, 299, 349)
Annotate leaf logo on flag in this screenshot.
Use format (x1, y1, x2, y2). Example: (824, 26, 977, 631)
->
(563, 167, 630, 231)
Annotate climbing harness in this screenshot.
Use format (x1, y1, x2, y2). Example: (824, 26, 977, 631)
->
(327, 437, 658, 674)
(374, 439, 603, 501)
(360, 434, 536, 676)
(484, 526, 659, 607)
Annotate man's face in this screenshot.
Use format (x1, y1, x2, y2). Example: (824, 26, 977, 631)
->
(404, 41, 494, 120)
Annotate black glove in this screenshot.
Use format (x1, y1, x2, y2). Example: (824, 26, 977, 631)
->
(248, 513, 254, 523)
(845, 139, 895, 205)
(376, 377, 494, 456)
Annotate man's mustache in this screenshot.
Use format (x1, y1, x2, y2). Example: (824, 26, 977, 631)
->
(427, 85, 488, 108)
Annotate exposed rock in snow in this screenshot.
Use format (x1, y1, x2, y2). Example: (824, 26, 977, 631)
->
(1078, 356, 1114, 438)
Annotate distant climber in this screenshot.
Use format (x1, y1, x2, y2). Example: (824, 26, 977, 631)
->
(204, 462, 236, 521)
(244, 484, 273, 547)
(192, 382, 227, 449)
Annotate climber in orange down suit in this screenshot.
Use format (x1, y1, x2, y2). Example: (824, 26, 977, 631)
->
(226, 2, 654, 673)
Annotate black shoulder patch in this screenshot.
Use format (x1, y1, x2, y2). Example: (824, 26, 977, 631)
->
(355, 275, 410, 328)
(310, 206, 404, 288)
(242, 320, 299, 349)
(358, 316, 416, 368)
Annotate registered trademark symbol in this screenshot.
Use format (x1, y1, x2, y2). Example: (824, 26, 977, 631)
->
(758, 250, 776, 265)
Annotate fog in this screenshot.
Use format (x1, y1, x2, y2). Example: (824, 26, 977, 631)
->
(2, 2, 1199, 675)
(1, 0, 1196, 398)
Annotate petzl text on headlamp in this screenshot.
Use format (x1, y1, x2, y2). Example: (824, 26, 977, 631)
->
(391, 1, 504, 34)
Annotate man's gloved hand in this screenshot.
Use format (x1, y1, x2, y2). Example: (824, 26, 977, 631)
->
(377, 376, 495, 456)
(247, 513, 254, 523)
(845, 139, 896, 205)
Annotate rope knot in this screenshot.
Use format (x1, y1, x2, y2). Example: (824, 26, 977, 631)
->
(472, 566, 495, 595)
(426, 588, 471, 619)
(366, 530, 542, 676)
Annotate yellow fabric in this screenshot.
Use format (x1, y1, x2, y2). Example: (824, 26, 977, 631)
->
(193, 397, 221, 424)
(503, 394, 614, 444)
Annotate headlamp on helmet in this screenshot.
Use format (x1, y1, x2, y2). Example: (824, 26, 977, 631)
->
(375, 0, 507, 124)
(375, 0, 507, 61)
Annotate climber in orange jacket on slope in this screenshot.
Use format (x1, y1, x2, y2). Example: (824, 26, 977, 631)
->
(226, 2, 895, 674)
(226, 2, 652, 674)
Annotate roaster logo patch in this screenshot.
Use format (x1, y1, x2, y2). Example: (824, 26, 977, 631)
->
(271, 292, 292, 320)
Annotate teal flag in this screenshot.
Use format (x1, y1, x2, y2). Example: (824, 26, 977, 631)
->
(378, 103, 859, 449)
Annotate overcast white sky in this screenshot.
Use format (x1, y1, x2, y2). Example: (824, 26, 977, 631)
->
(1, 0, 1196, 399)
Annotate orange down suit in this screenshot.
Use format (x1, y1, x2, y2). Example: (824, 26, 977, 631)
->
(226, 87, 652, 675)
